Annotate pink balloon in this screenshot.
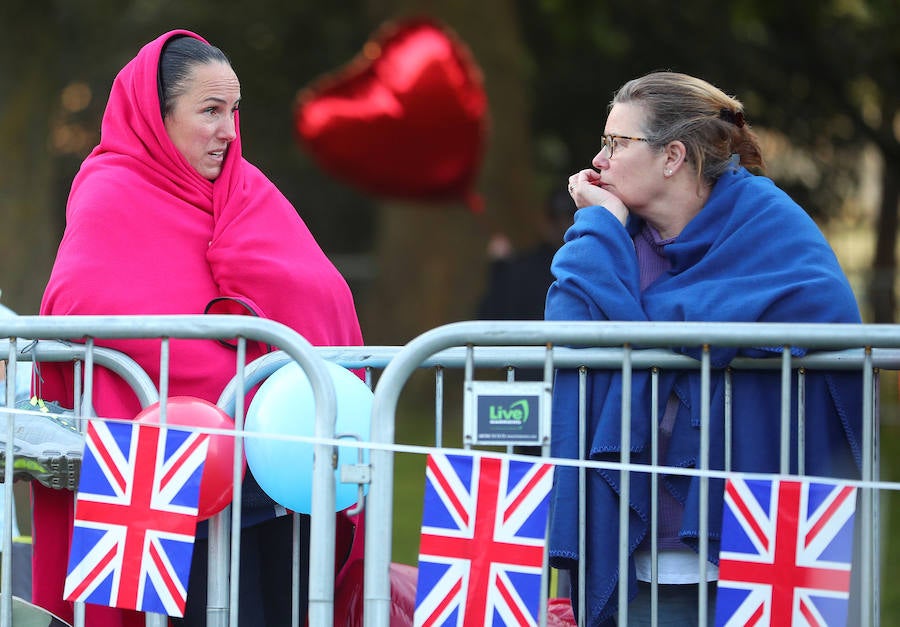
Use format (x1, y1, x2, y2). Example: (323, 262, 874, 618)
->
(135, 396, 245, 520)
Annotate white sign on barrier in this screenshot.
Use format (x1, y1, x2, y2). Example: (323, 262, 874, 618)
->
(463, 381, 550, 446)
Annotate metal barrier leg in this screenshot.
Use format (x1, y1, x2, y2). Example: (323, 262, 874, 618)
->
(207, 509, 230, 627)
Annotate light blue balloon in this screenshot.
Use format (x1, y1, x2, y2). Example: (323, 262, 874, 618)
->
(245, 360, 371, 514)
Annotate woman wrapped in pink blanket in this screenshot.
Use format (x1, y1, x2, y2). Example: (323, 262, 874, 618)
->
(36, 30, 363, 626)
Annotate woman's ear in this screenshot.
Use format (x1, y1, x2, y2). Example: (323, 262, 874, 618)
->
(664, 140, 687, 175)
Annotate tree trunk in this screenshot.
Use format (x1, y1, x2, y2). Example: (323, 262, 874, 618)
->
(359, 0, 542, 345)
(870, 152, 899, 323)
(0, 43, 61, 314)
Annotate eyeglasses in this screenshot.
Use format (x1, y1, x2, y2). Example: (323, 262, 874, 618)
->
(600, 134, 650, 158)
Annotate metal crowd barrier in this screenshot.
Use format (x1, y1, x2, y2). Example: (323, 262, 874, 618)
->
(0, 315, 340, 627)
(4, 318, 900, 626)
(362, 320, 900, 627)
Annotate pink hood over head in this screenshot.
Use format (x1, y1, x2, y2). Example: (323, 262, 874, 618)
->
(40, 29, 364, 418)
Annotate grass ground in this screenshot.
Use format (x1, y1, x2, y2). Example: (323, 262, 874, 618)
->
(390, 375, 463, 567)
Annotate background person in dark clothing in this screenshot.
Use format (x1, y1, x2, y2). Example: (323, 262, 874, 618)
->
(477, 189, 576, 324)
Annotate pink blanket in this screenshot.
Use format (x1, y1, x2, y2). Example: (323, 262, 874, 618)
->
(34, 30, 363, 626)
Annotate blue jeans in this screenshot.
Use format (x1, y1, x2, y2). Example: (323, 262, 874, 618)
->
(617, 581, 718, 626)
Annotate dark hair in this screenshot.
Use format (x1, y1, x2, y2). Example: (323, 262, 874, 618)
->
(158, 35, 232, 118)
(612, 71, 766, 182)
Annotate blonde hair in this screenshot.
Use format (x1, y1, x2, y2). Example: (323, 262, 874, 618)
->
(612, 72, 765, 181)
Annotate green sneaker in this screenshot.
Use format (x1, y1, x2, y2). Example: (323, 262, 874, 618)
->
(12, 595, 72, 627)
(0, 398, 84, 490)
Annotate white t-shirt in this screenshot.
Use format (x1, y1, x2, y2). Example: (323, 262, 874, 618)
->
(634, 549, 719, 584)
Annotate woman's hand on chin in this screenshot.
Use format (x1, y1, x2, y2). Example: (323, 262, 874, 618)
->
(568, 169, 629, 225)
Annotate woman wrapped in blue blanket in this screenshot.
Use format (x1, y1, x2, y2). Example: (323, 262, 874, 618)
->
(546, 71, 862, 626)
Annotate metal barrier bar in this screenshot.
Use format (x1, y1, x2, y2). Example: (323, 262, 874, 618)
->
(649, 368, 659, 626)
(0, 340, 160, 409)
(1, 340, 16, 627)
(228, 338, 247, 627)
(217, 345, 311, 626)
(0, 340, 159, 627)
(576, 367, 587, 627)
(617, 345, 632, 625)
(861, 349, 876, 627)
(0, 315, 338, 627)
(698, 347, 711, 625)
(364, 320, 900, 627)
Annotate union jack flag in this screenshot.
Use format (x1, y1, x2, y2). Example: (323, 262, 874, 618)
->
(715, 477, 857, 627)
(414, 453, 554, 627)
(64, 419, 209, 617)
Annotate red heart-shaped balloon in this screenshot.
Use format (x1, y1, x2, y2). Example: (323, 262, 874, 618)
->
(294, 17, 488, 211)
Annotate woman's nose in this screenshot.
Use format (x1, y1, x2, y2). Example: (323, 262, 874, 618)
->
(220, 114, 237, 141)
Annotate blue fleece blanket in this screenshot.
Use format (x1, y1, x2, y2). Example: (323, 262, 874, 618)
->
(544, 167, 862, 625)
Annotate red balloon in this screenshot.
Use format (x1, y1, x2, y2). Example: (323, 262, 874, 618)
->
(294, 17, 488, 211)
(135, 396, 245, 521)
